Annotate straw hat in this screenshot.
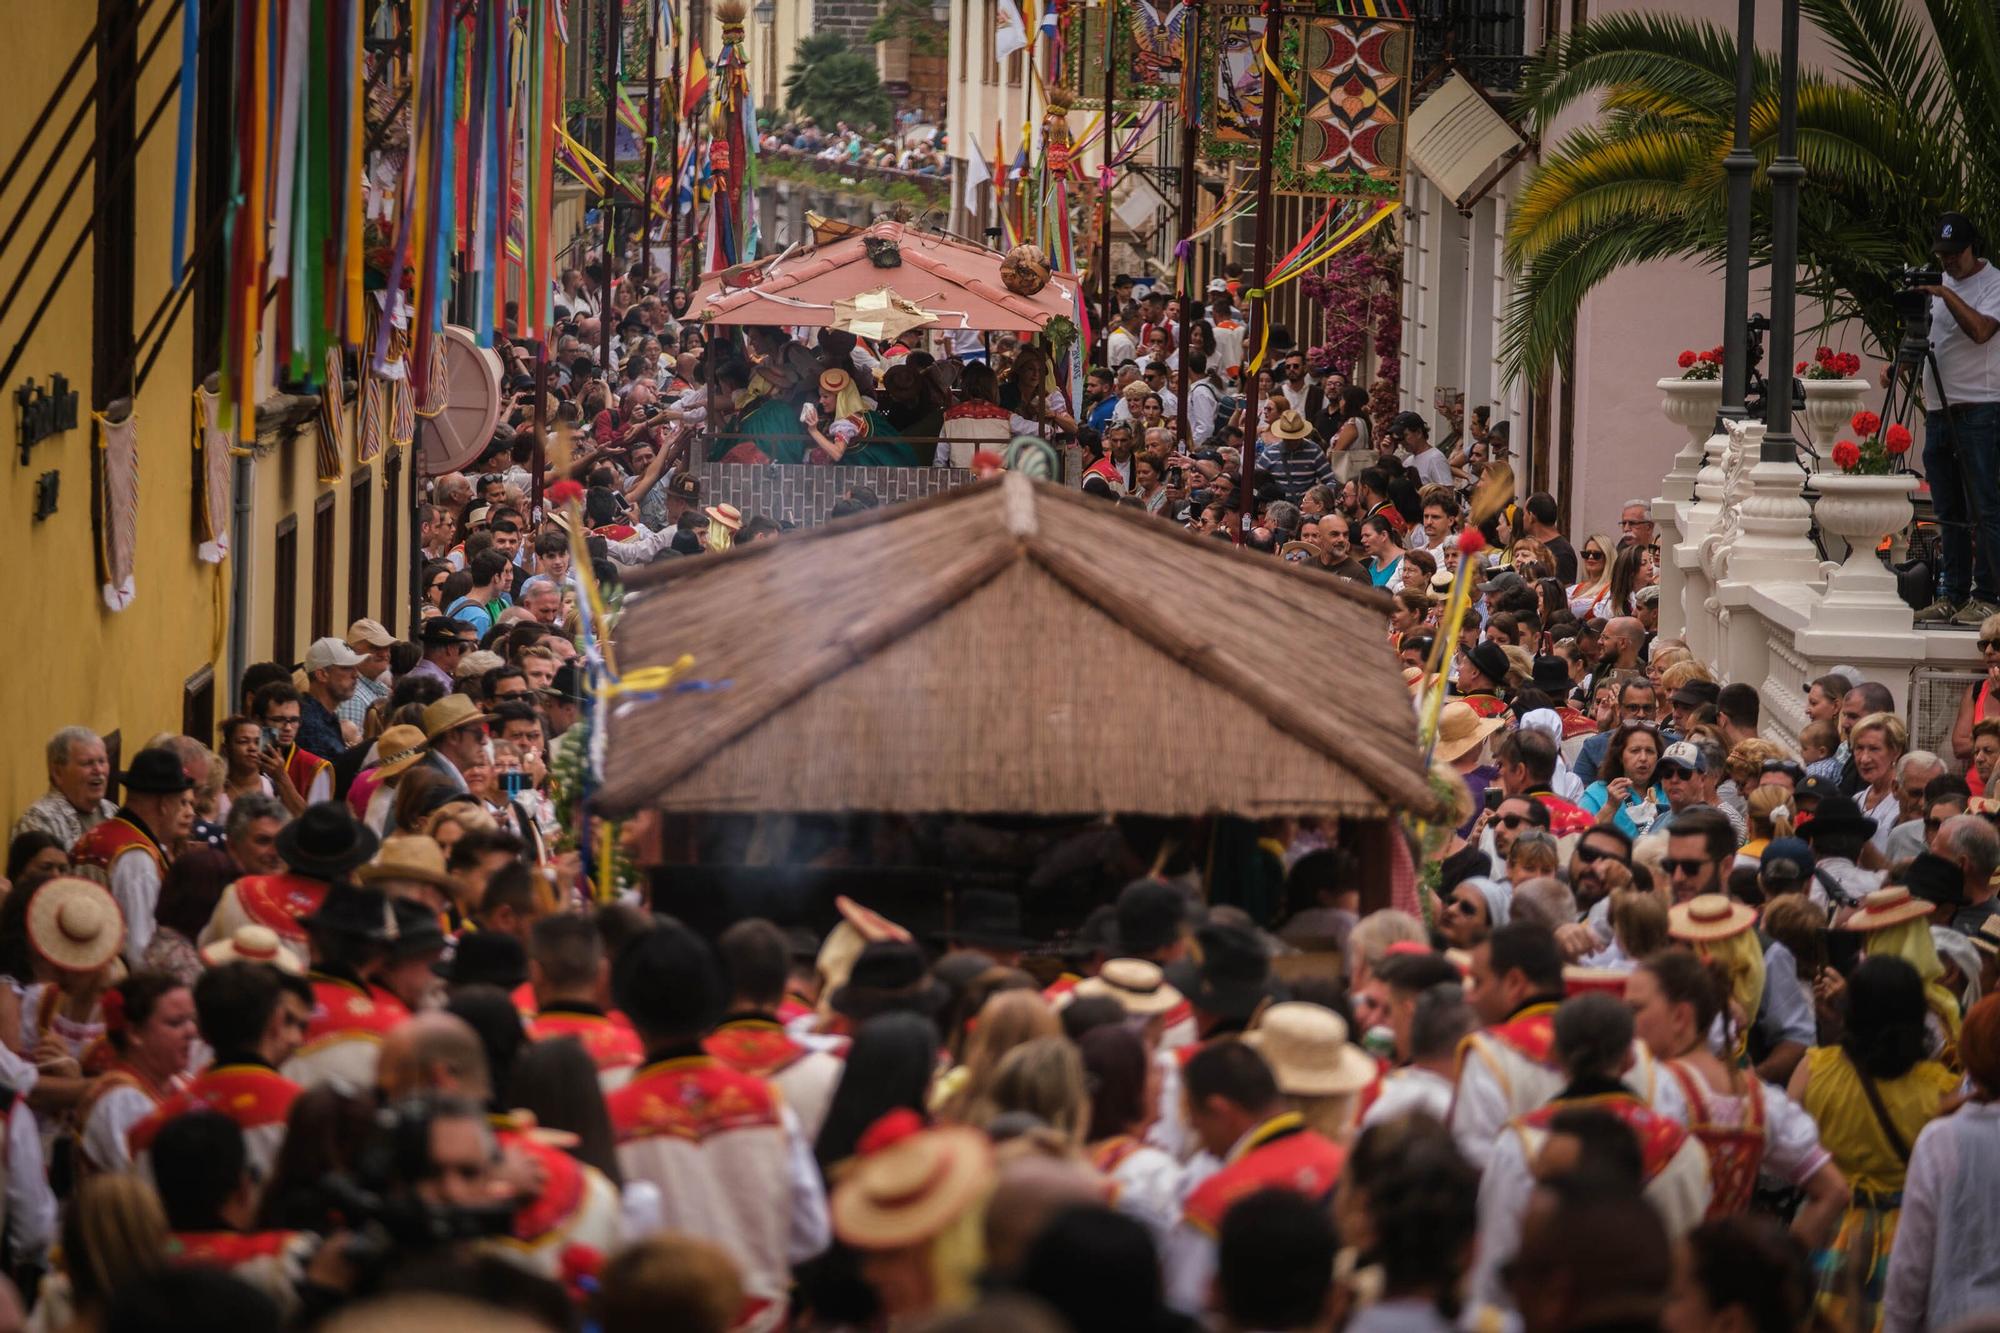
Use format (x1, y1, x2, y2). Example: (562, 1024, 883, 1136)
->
(27, 877, 124, 974)
(705, 504, 743, 533)
(201, 924, 305, 974)
(819, 368, 854, 393)
(421, 693, 494, 742)
(1667, 893, 1757, 943)
(1243, 1002, 1376, 1097)
(370, 725, 429, 782)
(1433, 701, 1505, 764)
(831, 1121, 996, 1251)
(1072, 958, 1184, 1017)
(1563, 966, 1633, 999)
(1972, 914, 2000, 959)
(815, 896, 913, 997)
(1272, 410, 1315, 441)
(1842, 886, 1935, 933)
(359, 834, 457, 894)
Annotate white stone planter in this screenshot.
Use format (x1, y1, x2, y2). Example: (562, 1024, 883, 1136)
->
(1658, 376, 1724, 488)
(1812, 471, 1918, 632)
(1800, 378, 1872, 460)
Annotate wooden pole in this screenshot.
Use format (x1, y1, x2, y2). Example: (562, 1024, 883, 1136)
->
(666, 3, 682, 296)
(642, 0, 659, 286)
(1173, 0, 1201, 449)
(1092, 17, 1115, 369)
(600, 0, 619, 375)
(531, 338, 548, 518)
(1235, 1, 1280, 545)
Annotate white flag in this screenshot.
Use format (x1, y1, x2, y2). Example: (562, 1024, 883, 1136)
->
(995, 0, 1028, 62)
(962, 149, 991, 219)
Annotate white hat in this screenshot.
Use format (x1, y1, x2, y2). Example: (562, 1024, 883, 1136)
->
(303, 636, 367, 672)
(1659, 740, 1707, 774)
(345, 618, 395, 649)
(1206, 278, 1230, 294)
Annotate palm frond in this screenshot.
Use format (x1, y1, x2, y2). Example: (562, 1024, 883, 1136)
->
(1514, 12, 1757, 131)
(1500, 221, 1698, 383)
(1506, 130, 1712, 269)
(1797, 0, 1951, 124)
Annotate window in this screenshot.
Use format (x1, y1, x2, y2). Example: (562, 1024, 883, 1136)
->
(349, 466, 373, 628)
(191, 0, 235, 377)
(273, 514, 298, 664)
(381, 450, 402, 637)
(91, 0, 139, 405)
(311, 491, 336, 641)
(103, 730, 123, 805)
(182, 666, 215, 746)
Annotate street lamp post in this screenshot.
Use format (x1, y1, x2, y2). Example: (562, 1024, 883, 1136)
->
(1718, 0, 1754, 425)
(754, 0, 775, 113)
(1762, 0, 1804, 463)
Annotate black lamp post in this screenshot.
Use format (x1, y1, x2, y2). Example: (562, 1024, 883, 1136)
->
(1717, 0, 1755, 425)
(1761, 0, 1805, 463)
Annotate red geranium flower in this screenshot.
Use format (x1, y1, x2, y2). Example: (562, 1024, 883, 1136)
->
(1852, 410, 1882, 437)
(1677, 350, 1698, 369)
(1885, 422, 1913, 453)
(1698, 351, 1718, 364)
(1840, 353, 1861, 376)
(1816, 345, 1833, 359)
(1832, 439, 1862, 469)
(1796, 360, 1809, 373)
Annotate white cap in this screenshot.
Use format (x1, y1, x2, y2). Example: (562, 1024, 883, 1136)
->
(1660, 740, 1707, 774)
(345, 617, 394, 648)
(303, 637, 367, 672)
(1207, 278, 1230, 294)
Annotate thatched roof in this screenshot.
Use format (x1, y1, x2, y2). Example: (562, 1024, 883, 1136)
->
(691, 220, 1079, 332)
(592, 474, 1437, 821)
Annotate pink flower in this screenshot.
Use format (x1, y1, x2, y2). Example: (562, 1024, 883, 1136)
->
(1851, 410, 1881, 437)
(1832, 440, 1862, 470)
(1885, 423, 1913, 453)
(1677, 350, 1698, 369)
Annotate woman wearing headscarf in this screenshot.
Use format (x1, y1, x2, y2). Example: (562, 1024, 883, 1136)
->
(1882, 993, 2000, 1332)
(1441, 876, 1510, 949)
(1847, 887, 1964, 1066)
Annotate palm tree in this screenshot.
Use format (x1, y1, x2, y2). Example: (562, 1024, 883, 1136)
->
(1500, 0, 2000, 385)
(784, 33, 894, 135)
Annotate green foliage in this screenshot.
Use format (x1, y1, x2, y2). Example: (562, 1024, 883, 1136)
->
(865, 0, 948, 56)
(1503, 0, 2000, 384)
(784, 34, 894, 133)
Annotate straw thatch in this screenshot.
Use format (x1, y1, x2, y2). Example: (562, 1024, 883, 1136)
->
(593, 474, 1439, 821)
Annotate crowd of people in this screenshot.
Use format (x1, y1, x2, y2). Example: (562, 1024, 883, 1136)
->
(760, 114, 950, 177)
(5, 244, 2000, 1333)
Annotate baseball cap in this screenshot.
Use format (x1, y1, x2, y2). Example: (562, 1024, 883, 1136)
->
(1206, 277, 1229, 294)
(1934, 211, 1978, 255)
(1670, 679, 1720, 709)
(345, 618, 394, 649)
(1658, 741, 1706, 775)
(667, 472, 701, 503)
(1796, 774, 1840, 805)
(1479, 569, 1526, 596)
(1634, 585, 1661, 607)
(303, 637, 367, 672)
(1760, 837, 1815, 878)
(1387, 410, 1427, 436)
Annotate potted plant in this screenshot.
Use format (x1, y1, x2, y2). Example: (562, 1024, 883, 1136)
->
(1797, 346, 1870, 458)
(1659, 347, 1726, 473)
(1814, 410, 1918, 616)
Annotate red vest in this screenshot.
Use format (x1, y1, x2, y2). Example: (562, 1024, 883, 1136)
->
(302, 975, 409, 1047)
(1472, 1002, 1562, 1071)
(608, 1055, 783, 1145)
(170, 1231, 301, 1267)
(496, 1125, 592, 1244)
(1556, 706, 1598, 739)
(1665, 1062, 1765, 1218)
(70, 817, 165, 877)
(1527, 788, 1596, 837)
(530, 1009, 645, 1074)
(284, 746, 331, 799)
(1460, 693, 1509, 719)
(1520, 1093, 1689, 1185)
(230, 874, 331, 942)
(703, 1018, 809, 1080)
(129, 1063, 301, 1159)
(1040, 974, 1082, 1006)
(1182, 1114, 1346, 1234)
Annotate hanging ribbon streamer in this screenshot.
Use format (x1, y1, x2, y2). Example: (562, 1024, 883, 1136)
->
(1244, 200, 1396, 375)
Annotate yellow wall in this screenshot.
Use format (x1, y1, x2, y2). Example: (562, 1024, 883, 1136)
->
(0, 5, 402, 824)
(0, 4, 217, 821)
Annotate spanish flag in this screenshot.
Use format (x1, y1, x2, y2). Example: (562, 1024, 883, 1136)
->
(682, 44, 710, 119)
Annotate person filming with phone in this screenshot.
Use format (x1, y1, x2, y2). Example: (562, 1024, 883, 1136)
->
(1908, 212, 2000, 626)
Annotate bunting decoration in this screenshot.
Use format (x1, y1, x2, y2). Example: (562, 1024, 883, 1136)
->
(705, 0, 758, 271)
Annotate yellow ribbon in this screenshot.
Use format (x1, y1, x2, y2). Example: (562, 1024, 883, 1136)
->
(1258, 40, 1296, 103)
(598, 655, 697, 698)
(1245, 203, 1398, 375)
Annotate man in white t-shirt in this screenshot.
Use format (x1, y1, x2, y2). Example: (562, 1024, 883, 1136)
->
(1914, 211, 2000, 626)
(1387, 410, 1452, 487)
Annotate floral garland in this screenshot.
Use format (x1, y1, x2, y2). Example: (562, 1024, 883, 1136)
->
(1299, 237, 1402, 434)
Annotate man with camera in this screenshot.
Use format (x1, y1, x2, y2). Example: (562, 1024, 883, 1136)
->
(1910, 212, 2000, 625)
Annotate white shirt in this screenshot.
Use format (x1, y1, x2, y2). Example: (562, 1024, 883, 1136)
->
(1361, 1066, 1454, 1129)
(1107, 328, 1137, 367)
(5, 1100, 54, 1269)
(1860, 785, 1900, 854)
(1926, 259, 2000, 405)
(111, 851, 164, 966)
(1187, 379, 1221, 446)
(1884, 1100, 2000, 1333)
(1406, 445, 1452, 488)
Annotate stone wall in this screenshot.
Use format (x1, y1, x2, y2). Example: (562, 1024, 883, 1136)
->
(693, 460, 972, 526)
(813, 0, 877, 49)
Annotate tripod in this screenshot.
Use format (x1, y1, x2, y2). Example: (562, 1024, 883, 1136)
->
(1880, 312, 1987, 621)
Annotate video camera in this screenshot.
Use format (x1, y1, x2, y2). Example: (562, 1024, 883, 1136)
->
(1891, 265, 1944, 362)
(319, 1099, 516, 1288)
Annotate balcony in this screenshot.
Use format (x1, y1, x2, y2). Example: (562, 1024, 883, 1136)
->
(1413, 0, 1530, 99)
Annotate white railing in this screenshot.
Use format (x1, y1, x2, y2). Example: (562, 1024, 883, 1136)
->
(1652, 392, 1983, 744)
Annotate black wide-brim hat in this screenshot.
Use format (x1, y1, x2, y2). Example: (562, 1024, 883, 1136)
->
(829, 940, 948, 1020)
(277, 801, 382, 881)
(434, 929, 527, 986)
(1166, 922, 1283, 1023)
(301, 883, 399, 941)
(118, 746, 196, 795)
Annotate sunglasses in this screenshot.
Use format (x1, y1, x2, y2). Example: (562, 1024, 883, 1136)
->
(1980, 638, 2000, 653)
(1575, 844, 1629, 866)
(1448, 896, 1481, 914)
(1661, 857, 1712, 876)
(1498, 813, 1532, 829)
(1659, 764, 1699, 779)
(1583, 549, 1605, 560)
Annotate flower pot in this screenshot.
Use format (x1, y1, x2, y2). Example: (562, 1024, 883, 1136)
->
(1657, 376, 1723, 456)
(1800, 379, 1872, 460)
(1811, 472, 1918, 630)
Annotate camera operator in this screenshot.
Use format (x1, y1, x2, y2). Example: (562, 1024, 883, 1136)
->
(1910, 212, 2000, 625)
